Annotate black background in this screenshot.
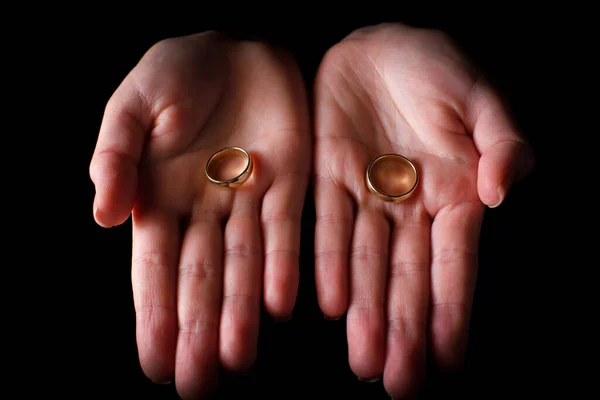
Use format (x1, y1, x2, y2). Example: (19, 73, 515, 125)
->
(18, 7, 589, 399)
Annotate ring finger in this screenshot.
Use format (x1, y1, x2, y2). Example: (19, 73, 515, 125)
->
(347, 208, 390, 381)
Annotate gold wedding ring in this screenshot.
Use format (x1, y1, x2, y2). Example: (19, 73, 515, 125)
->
(366, 154, 419, 202)
(205, 146, 253, 188)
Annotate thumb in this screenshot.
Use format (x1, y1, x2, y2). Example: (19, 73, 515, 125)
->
(89, 83, 151, 228)
(477, 139, 535, 208)
(466, 78, 536, 207)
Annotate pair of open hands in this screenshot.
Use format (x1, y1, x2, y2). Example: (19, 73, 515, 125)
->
(89, 23, 534, 399)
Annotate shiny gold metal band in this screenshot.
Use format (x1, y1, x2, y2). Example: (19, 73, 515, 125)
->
(366, 154, 418, 202)
(205, 146, 253, 188)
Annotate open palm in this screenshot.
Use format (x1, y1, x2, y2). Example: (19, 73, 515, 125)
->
(89, 32, 310, 399)
(313, 23, 534, 398)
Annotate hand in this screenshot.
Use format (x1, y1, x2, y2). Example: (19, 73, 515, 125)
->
(89, 32, 310, 398)
(312, 23, 534, 398)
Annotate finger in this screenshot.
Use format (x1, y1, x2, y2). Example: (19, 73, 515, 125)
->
(261, 174, 307, 319)
(430, 201, 485, 371)
(347, 209, 390, 381)
(89, 85, 151, 227)
(219, 195, 263, 372)
(383, 212, 431, 398)
(466, 80, 536, 207)
(314, 178, 354, 318)
(174, 212, 224, 399)
(131, 206, 179, 384)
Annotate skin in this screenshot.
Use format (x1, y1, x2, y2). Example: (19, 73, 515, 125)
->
(89, 32, 311, 399)
(89, 23, 535, 400)
(313, 23, 534, 398)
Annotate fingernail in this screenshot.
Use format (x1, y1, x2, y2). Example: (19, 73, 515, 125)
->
(488, 186, 505, 208)
(358, 375, 381, 383)
(153, 380, 172, 385)
(324, 314, 341, 321)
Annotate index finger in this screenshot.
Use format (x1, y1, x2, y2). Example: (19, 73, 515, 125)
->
(429, 201, 484, 370)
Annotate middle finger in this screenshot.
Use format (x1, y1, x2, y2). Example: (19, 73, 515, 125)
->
(383, 208, 431, 398)
(175, 203, 226, 398)
(219, 192, 263, 372)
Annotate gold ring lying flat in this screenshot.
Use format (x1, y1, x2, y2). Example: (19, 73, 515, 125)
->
(366, 154, 418, 202)
(205, 146, 253, 188)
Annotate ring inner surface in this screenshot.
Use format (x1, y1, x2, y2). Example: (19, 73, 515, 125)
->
(371, 156, 416, 197)
(207, 149, 248, 182)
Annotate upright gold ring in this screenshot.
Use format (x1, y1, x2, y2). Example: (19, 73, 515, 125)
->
(205, 146, 253, 188)
(366, 153, 418, 202)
